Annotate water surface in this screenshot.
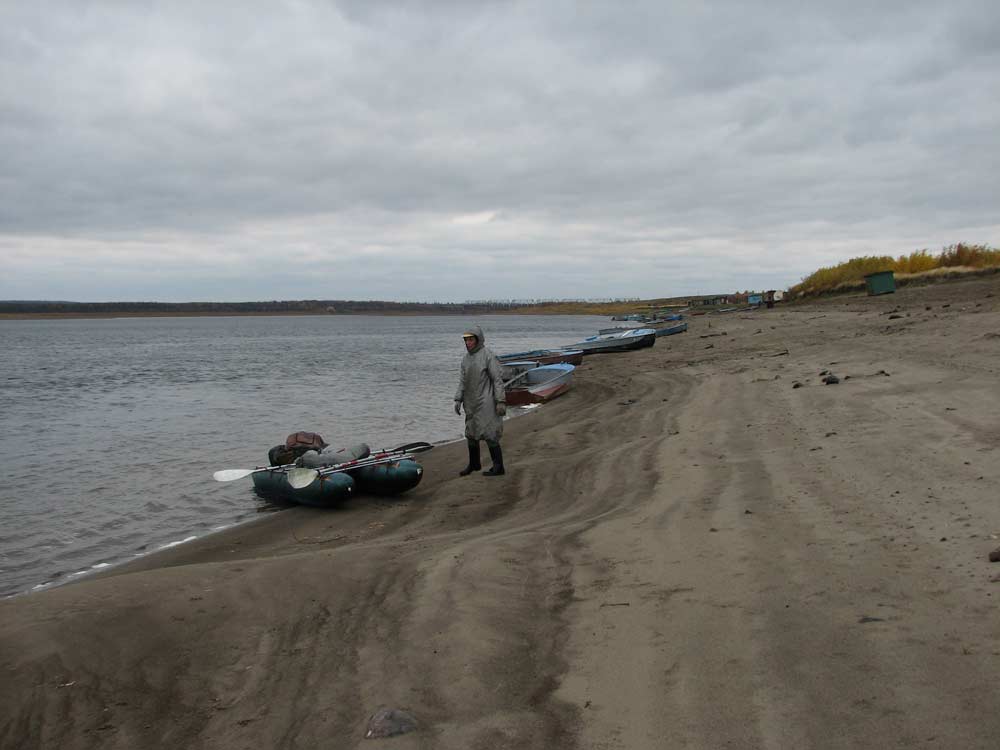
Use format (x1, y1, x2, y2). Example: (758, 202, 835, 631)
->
(0, 314, 604, 597)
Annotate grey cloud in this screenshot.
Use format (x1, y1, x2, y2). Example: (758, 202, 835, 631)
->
(1, 0, 998, 301)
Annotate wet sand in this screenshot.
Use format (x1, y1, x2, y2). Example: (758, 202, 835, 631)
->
(2, 276, 1000, 749)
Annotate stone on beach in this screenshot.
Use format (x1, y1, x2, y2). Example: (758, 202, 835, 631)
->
(365, 707, 418, 739)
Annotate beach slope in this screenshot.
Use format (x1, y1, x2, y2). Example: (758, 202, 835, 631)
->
(2, 277, 1000, 749)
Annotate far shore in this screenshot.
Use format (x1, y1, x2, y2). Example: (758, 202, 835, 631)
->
(0, 310, 601, 321)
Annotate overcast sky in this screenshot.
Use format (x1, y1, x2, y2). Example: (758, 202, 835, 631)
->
(1, 1, 998, 302)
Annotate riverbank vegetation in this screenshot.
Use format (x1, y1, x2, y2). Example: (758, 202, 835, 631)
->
(790, 243, 1000, 298)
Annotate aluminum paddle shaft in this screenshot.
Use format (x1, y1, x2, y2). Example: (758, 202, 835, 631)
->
(213, 462, 298, 483)
(286, 451, 417, 489)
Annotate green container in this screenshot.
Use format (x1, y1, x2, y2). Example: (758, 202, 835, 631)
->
(864, 270, 896, 296)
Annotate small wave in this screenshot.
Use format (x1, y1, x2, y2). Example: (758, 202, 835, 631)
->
(156, 535, 198, 551)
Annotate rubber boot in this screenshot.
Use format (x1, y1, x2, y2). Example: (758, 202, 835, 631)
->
(482, 442, 505, 476)
(459, 439, 481, 476)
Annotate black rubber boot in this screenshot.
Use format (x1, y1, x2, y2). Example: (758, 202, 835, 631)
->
(459, 439, 481, 476)
(482, 443, 505, 476)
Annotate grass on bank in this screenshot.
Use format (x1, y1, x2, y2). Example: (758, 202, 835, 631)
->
(790, 243, 1000, 298)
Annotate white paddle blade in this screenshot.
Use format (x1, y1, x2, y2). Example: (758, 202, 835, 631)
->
(286, 468, 319, 489)
(213, 469, 255, 482)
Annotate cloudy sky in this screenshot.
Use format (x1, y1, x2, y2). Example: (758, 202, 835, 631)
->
(1, 1, 998, 302)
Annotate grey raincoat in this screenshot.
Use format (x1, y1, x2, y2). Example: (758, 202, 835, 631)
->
(454, 325, 505, 442)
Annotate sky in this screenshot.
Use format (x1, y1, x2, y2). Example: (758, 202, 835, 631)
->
(1, 1, 998, 303)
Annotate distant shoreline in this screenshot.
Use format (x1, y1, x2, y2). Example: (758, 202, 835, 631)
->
(0, 310, 597, 320)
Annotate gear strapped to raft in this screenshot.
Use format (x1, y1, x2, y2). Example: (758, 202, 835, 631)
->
(267, 431, 329, 466)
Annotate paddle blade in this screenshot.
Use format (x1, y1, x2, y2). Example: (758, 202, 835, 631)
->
(287, 467, 319, 489)
(213, 469, 255, 482)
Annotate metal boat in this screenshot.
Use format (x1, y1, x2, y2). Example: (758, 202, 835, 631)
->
(569, 328, 657, 354)
(497, 348, 584, 366)
(504, 363, 576, 405)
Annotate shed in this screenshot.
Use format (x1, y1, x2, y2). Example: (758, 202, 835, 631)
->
(864, 270, 896, 296)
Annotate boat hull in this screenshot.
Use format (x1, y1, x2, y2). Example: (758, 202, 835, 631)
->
(655, 322, 688, 336)
(252, 469, 354, 507)
(506, 363, 575, 405)
(351, 459, 424, 495)
(572, 329, 656, 354)
(498, 349, 584, 366)
(506, 381, 572, 405)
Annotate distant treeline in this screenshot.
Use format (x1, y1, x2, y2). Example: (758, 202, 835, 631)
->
(0, 299, 533, 316)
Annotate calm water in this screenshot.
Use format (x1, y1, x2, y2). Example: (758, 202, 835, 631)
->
(0, 314, 605, 598)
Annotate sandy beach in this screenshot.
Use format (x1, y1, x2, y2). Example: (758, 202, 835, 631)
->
(2, 276, 999, 749)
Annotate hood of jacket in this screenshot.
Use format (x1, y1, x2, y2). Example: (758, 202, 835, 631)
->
(462, 324, 485, 353)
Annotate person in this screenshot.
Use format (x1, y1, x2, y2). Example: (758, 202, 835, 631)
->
(454, 324, 506, 476)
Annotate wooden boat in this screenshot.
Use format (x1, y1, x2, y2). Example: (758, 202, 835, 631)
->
(505, 363, 575, 406)
(253, 469, 354, 507)
(569, 328, 657, 354)
(655, 321, 688, 337)
(497, 348, 584, 366)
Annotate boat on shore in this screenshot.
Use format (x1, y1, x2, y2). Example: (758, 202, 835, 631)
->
(497, 348, 584, 366)
(655, 321, 688, 336)
(504, 362, 576, 405)
(351, 459, 424, 496)
(597, 316, 684, 335)
(252, 448, 423, 506)
(569, 328, 657, 354)
(253, 469, 354, 507)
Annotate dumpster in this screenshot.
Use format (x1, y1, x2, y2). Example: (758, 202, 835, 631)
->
(864, 270, 895, 296)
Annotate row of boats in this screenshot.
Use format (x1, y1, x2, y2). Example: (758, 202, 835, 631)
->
(498, 315, 688, 406)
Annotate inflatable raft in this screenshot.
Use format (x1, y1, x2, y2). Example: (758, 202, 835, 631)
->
(252, 456, 424, 506)
(352, 458, 424, 495)
(252, 468, 354, 507)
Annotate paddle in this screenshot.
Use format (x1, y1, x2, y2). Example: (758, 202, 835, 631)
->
(376, 441, 434, 454)
(286, 451, 417, 489)
(212, 441, 433, 485)
(213, 462, 299, 483)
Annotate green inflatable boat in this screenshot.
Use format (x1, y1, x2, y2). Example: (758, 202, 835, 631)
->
(352, 458, 424, 495)
(252, 458, 423, 506)
(252, 469, 354, 507)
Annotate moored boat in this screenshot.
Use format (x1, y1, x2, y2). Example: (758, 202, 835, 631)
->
(253, 469, 354, 507)
(505, 363, 575, 405)
(352, 459, 423, 495)
(252, 442, 425, 505)
(655, 321, 688, 336)
(498, 348, 584, 366)
(569, 328, 657, 354)
(598, 317, 683, 335)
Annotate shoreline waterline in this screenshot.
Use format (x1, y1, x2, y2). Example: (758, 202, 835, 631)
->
(0, 314, 605, 598)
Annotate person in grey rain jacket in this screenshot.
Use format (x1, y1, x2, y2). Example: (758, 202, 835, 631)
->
(454, 325, 507, 476)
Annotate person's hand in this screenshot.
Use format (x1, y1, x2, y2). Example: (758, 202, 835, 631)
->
(454, 401, 462, 415)
(495, 402, 507, 416)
